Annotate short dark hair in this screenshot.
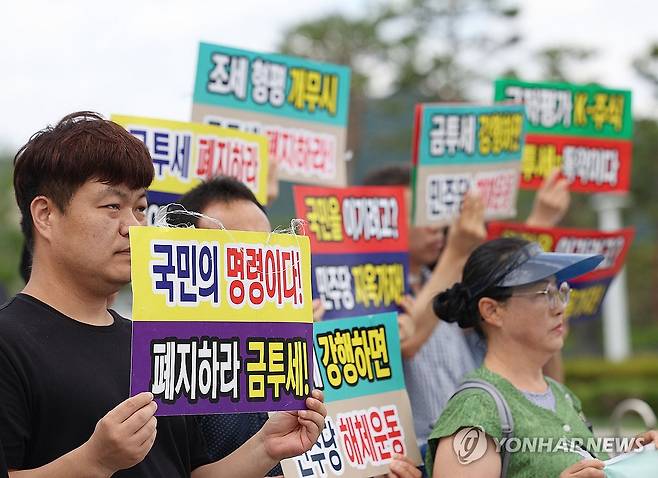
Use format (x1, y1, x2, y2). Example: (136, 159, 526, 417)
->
(19, 242, 31, 284)
(13, 111, 154, 249)
(170, 176, 267, 227)
(433, 237, 529, 336)
(362, 164, 411, 186)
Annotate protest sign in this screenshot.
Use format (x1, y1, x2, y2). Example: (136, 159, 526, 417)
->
(411, 103, 526, 226)
(112, 115, 269, 224)
(129, 226, 313, 415)
(280, 313, 421, 478)
(494, 79, 633, 192)
(191, 42, 351, 186)
(293, 185, 410, 319)
(487, 221, 634, 321)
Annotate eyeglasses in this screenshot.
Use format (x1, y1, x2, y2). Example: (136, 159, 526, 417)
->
(511, 281, 571, 309)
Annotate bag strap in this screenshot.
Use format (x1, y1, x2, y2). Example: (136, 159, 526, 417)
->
(547, 377, 594, 433)
(451, 379, 514, 478)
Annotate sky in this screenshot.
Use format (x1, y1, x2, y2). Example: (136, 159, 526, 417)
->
(1, 0, 656, 151)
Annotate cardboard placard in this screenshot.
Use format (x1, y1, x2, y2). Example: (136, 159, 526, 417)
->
(494, 79, 633, 192)
(129, 226, 313, 415)
(112, 115, 269, 224)
(280, 313, 421, 478)
(411, 103, 526, 226)
(191, 43, 351, 186)
(293, 186, 410, 319)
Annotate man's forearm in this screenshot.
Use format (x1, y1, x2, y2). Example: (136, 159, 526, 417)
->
(10, 443, 112, 478)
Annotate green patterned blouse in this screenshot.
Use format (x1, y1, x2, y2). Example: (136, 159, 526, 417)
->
(426, 366, 608, 477)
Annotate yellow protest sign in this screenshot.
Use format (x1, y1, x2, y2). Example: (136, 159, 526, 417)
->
(112, 115, 269, 204)
(130, 226, 312, 323)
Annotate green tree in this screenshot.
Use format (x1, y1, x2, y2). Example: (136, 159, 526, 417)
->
(377, 0, 521, 101)
(278, 0, 522, 179)
(629, 44, 658, 338)
(535, 45, 597, 83)
(280, 0, 521, 100)
(0, 154, 22, 295)
(277, 4, 658, 356)
(279, 12, 391, 180)
(625, 119, 658, 336)
(633, 42, 658, 99)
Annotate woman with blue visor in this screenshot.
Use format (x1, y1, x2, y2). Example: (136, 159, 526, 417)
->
(426, 238, 658, 478)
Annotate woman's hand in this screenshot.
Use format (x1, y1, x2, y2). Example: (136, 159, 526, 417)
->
(386, 453, 422, 478)
(558, 459, 605, 478)
(632, 429, 658, 449)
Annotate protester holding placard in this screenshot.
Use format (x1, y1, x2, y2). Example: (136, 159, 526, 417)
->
(362, 163, 572, 469)
(169, 177, 420, 478)
(0, 112, 327, 478)
(426, 238, 658, 478)
(362, 165, 487, 466)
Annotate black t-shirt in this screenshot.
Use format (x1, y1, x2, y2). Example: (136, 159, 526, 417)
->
(0, 294, 211, 477)
(0, 436, 7, 478)
(197, 413, 283, 477)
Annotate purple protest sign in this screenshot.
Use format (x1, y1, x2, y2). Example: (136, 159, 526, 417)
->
(131, 321, 313, 416)
(129, 227, 315, 416)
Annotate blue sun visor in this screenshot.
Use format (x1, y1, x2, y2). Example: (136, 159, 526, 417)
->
(495, 243, 604, 287)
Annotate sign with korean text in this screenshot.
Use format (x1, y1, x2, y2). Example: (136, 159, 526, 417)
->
(487, 222, 635, 321)
(129, 226, 313, 415)
(293, 186, 410, 319)
(411, 103, 526, 226)
(281, 313, 421, 478)
(192, 42, 351, 186)
(112, 115, 269, 224)
(494, 79, 633, 192)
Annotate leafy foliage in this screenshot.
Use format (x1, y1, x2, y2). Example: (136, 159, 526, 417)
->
(0, 154, 23, 296)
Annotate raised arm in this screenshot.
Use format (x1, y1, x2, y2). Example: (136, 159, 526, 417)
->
(525, 169, 570, 228)
(401, 191, 486, 358)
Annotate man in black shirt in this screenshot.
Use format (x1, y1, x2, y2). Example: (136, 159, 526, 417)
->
(0, 111, 326, 477)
